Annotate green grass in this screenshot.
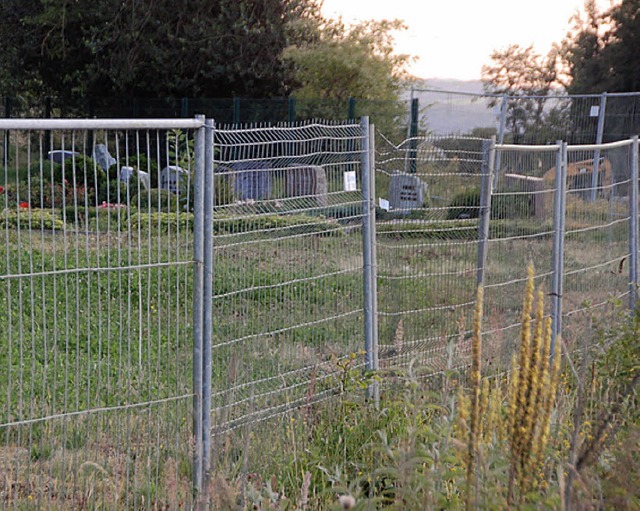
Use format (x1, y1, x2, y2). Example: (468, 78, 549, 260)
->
(1, 195, 637, 508)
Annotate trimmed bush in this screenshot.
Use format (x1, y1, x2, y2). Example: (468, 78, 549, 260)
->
(0, 208, 65, 230)
(447, 188, 534, 220)
(128, 211, 194, 232)
(131, 188, 179, 212)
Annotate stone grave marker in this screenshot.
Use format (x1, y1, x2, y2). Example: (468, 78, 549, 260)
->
(285, 165, 328, 207)
(389, 174, 427, 211)
(92, 144, 117, 171)
(160, 165, 189, 194)
(233, 161, 272, 200)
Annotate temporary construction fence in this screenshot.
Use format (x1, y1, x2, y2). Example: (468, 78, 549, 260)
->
(0, 115, 638, 507)
(409, 88, 640, 145)
(375, 133, 638, 375)
(0, 116, 372, 508)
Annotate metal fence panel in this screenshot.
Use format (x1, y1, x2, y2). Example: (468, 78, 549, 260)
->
(207, 120, 368, 470)
(0, 119, 201, 508)
(374, 135, 486, 374)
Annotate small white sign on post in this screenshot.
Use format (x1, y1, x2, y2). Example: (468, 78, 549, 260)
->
(343, 170, 357, 191)
(379, 198, 390, 211)
(590, 105, 600, 117)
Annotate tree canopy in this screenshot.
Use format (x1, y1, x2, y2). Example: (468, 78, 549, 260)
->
(562, 0, 640, 94)
(0, 0, 414, 121)
(0, 0, 324, 106)
(481, 44, 562, 143)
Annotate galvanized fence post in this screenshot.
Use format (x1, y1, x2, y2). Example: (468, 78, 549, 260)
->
(361, 116, 379, 402)
(551, 142, 568, 357)
(369, 122, 379, 405)
(590, 92, 608, 201)
(492, 95, 508, 190)
(476, 138, 495, 288)
(192, 115, 206, 495)
(550, 142, 567, 357)
(202, 118, 215, 496)
(629, 136, 639, 312)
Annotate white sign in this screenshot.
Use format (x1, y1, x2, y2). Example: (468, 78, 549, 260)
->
(379, 198, 390, 211)
(343, 171, 357, 191)
(590, 105, 600, 117)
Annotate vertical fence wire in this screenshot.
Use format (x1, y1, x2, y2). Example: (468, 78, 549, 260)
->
(2, 114, 640, 507)
(0, 119, 201, 509)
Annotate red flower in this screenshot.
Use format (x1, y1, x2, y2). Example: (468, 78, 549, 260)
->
(19, 201, 29, 209)
(0, 186, 4, 194)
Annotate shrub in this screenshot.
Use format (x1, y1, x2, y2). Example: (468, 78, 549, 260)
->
(446, 188, 481, 220)
(0, 208, 65, 230)
(128, 211, 194, 232)
(446, 188, 534, 220)
(213, 212, 341, 236)
(131, 188, 179, 212)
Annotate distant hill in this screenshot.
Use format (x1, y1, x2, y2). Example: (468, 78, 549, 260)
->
(416, 78, 484, 95)
(402, 78, 498, 135)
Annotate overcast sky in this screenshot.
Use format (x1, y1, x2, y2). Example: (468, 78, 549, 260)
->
(320, 0, 619, 81)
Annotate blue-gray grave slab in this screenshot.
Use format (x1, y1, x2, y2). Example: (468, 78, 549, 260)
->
(92, 144, 117, 171)
(233, 161, 272, 200)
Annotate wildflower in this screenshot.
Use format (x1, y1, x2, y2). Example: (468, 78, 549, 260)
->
(19, 201, 29, 208)
(0, 186, 4, 193)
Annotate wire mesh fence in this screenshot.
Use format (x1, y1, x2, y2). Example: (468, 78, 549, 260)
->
(0, 119, 203, 508)
(207, 120, 370, 468)
(412, 88, 640, 145)
(373, 132, 638, 384)
(1, 114, 638, 507)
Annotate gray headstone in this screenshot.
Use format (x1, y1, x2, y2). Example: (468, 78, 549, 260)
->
(92, 144, 117, 172)
(285, 165, 328, 207)
(389, 174, 426, 210)
(233, 161, 272, 200)
(119, 166, 134, 183)
(160, 165, 189, 194)
(48, 150, 79, 163)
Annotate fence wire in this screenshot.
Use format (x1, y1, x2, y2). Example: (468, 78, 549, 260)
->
(374, 132, 638, 384)
(1, 115, 638, 506)
(0, 120, 200, 509)
(208, 121, 368, 456)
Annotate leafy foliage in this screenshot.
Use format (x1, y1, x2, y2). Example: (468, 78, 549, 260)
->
(561, 0, 640, 94)
(0, 0, 325, 109)
(283, 18, 412, 132)
(481, 44, 566, 144)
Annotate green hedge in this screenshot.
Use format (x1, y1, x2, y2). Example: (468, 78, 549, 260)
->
(0, 209, 65, 230)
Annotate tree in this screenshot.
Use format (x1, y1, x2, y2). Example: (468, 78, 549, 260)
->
(561, 0, 612, 94)
(282, 18, 412, 132)
(0, 0, 324, 110)
(562, 0, 640, 94)
(481, 44, 561, 143)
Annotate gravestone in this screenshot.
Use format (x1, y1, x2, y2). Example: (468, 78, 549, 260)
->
(119, 166, 134, 183)
(160, 165, 189, 194)
(48, 150, 79, 163)
(92, 144, 117, 172)
(233, 161, 272, 200)
(502, 173, 546, 219)
(389, 174, 427, 211)
(285, 165, 328, 207)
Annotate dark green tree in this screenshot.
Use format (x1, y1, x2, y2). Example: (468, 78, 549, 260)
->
(563, 0, 640, 94)
(0, 0, 324, 111)
(283, 18, 413, 133)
